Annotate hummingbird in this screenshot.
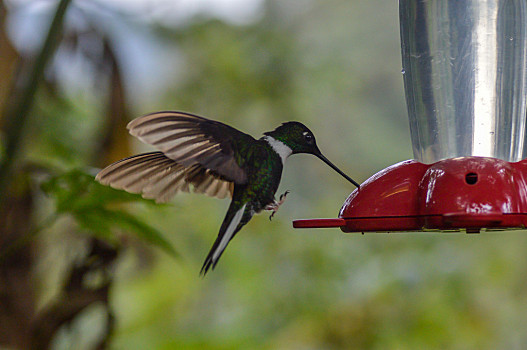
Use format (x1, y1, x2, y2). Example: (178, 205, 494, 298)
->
(95, 111, 360, 275)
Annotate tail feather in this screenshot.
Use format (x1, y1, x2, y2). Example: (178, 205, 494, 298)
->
(200, 203, 248, 276)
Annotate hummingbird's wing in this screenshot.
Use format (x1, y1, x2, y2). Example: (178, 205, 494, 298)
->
(96, 152, 234, 202)
(127, 111, 255, 184)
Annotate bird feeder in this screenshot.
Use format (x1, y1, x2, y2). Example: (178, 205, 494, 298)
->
(293, 0, 527, 233)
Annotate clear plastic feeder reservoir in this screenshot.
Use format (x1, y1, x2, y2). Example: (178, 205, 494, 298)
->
(401, 0, 527, 163)
(293, 0, 527, 233)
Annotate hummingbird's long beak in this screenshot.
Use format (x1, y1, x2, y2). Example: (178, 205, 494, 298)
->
(315, 150, 360, 188)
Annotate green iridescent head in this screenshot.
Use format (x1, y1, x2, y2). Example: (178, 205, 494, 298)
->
(264, 121, 320, 155)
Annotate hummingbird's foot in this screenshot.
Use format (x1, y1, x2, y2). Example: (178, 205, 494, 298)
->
(267, 190, 290, 221)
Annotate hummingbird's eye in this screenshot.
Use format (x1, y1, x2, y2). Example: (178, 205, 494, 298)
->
(303, 132, 314, 144)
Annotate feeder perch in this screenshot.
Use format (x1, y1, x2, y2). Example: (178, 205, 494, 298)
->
(293, 0, 527, 233)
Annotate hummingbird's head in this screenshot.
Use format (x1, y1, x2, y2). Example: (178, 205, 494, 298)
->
(264, 122, 360, 188)
(264, 121, 320, 155)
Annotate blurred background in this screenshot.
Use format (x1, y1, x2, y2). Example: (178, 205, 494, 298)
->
(1, 0, 527, 349)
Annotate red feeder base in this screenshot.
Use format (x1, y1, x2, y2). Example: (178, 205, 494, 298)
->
(293, 157, 527, 233)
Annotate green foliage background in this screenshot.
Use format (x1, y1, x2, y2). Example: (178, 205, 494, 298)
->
(3, 0, 527, 349)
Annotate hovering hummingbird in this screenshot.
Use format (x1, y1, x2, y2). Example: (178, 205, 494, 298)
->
(96, 111, 360, 275)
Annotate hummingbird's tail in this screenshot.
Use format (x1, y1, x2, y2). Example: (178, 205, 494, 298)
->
(200, 202, 250, 276)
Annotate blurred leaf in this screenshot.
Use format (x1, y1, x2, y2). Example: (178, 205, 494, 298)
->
(41, 169, 178, 257)
(97, 37, 132, 166)
(99, 209, 178, 257)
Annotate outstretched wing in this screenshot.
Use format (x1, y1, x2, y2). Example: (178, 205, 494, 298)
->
(96, 152, 234, 202)
(127, 111, 255, 184)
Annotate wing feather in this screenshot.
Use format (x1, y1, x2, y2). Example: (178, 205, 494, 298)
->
(127, 111, 254, 184)
(96, 152, 233, 202)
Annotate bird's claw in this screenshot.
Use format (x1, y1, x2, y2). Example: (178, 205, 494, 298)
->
(279, 190, 290, 201)
(268, 190, 290, 221)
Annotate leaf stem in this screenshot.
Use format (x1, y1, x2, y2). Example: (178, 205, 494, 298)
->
(0, 0, 73, 208)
